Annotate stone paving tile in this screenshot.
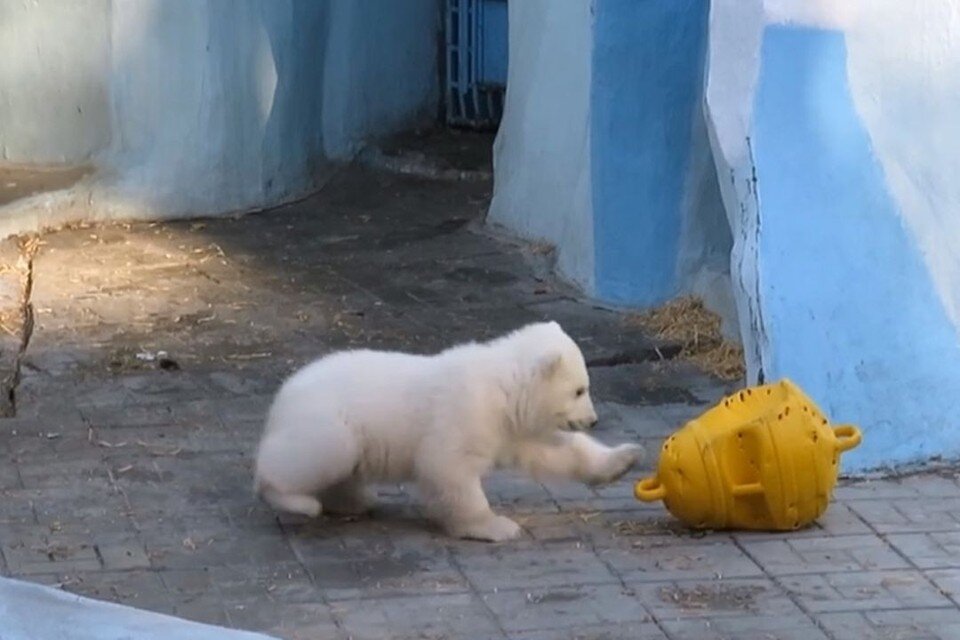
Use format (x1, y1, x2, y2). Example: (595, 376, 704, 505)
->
(212, 563, 318, 604)
(1, 530, 102, 575)
(0, 459, 22, 490)
(924, 568, 960, 605)
(835, 475, 960, 501)
(454, 541, 619, 593)
(633, 577, 801, 622)
(739, 534, 909, 575)
(0, 488, 37, 524)
(780, 570, 954, 613)
(16, 457, 109, 489)
(30, 481, 135, 528)
(571, 510, 711, 547)
(227, 602, 345, 640)
(538, 479, 600, 505)
(482, 584, 651, 635)
(598, 538, 763, 583)
(593, 475, 648, 502)
(3, 149, 960, 639)
(171, 591, 232, 628)
(145, 530, 298, 572)
(513, 512, 595, 544)
(846, 498, 960, 534)
(658, 614, 830, 640)
(732, 501, 874, 541)
(507, 622, 668, 640)
(94, 533, 152, 571)
(53, 569, 174, 613)
(888, 532, 960, 570)
(331, 593, 505, 640)
(483, 472, 558, 513)
(818, 608, 960, 640)
(320, 550, 471, 601)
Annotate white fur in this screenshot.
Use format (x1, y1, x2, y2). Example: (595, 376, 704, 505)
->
(253, 321, 644, 542)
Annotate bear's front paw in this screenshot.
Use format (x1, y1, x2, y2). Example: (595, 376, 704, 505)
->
(590, 443, 645, 486)
(451, 515, 523, 542)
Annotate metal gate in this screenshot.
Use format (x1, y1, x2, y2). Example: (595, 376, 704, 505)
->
(445, 0, 508, 129)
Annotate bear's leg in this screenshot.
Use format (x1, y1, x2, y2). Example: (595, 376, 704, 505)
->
(321, 475, 374, 516)
(419, 472, 521, 542)
(258, 484, 323, 518)
(513, 432, 644, 486)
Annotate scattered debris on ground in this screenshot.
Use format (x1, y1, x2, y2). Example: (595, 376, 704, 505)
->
(659, 584, 764, 611)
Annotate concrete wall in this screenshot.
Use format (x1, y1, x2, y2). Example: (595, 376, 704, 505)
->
(0, 0, 112, 163)
(321, 0, 441, 158)
(490, 0, 734, 330)
(706, 0, 960, 471)
(0, 0, 440, 230)
(591, 0, 722, 305)
(487, 0, 595, 290)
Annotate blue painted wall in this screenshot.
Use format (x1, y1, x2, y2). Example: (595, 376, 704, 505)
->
(480, 0, 508, 85)
(753, 26, 960, 469)
(591, 0, 712, 304)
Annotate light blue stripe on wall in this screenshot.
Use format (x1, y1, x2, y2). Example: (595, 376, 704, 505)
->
(753, 25, 960, 470)
(591, 0, 710, 304)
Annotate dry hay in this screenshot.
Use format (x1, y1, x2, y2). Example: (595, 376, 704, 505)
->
(629, 296, 745, 381)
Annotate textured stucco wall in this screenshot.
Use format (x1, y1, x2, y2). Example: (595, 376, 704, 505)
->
(706, 0, 960, 471)
(590, 0, 725, 307)
(489, 0, 733, 328)
(0, 0, 440, 232)
(0, 0, 112, 163)
(487, 0, 595, 290)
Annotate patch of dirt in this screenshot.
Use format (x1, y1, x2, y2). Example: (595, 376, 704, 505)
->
(659, 583, 765, 611)
(611, 518, 712, 543)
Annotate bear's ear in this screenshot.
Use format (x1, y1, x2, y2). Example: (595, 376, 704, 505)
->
(538, 352, 563, 379)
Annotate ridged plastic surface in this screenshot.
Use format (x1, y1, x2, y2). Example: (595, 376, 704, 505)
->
(635, 379, 862, 531)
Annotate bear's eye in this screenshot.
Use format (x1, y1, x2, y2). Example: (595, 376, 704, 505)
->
(575, 386, 586, 398)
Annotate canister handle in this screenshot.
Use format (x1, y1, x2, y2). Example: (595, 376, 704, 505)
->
(833, 424, 862, 452)
(634, 476, 667, 502)
(731, 482, 764, 497)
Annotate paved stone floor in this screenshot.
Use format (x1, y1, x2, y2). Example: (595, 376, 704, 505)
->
(1, 132, 959, 639)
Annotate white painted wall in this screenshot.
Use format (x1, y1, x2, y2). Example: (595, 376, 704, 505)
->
(487, 0, 595, 291)
(844, 2, 960, 333)
(0, 0, 112, 163)
(0, 0, 440, 233)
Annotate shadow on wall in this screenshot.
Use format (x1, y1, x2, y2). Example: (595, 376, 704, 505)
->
(677, 110, 737, 340)
(105, 0, 334, 216)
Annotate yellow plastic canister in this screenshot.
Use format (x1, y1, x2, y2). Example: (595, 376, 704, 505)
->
(634, 379, 861, 531)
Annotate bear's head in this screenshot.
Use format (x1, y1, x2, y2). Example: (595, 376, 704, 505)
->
(521, 322, 598, 434)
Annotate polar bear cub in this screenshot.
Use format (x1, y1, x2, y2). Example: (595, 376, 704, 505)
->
(253, 321, 644, 542)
